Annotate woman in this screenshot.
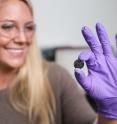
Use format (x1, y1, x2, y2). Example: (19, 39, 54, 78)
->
(0, 0, 96, 124)
(75, 23, 117, 124)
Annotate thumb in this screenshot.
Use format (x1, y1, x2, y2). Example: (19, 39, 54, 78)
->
(74, 68, 90, 92)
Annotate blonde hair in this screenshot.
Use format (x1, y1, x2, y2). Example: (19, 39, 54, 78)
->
(2, 0, 55, 124)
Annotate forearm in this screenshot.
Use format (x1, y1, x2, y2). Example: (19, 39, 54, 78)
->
(97, 115, 117, 124)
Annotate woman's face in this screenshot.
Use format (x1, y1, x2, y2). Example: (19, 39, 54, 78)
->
(0, 0, 34, 70)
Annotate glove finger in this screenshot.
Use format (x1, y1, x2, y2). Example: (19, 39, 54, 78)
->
(79, 50, 96, 67)
(115, 34, 117, 47)
(82, 26, 102, 56)
(74, 68, 91, 92)
(96, 23, 113, 56)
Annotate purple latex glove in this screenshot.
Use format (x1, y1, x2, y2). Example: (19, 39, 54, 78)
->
(115, 34, 117, 47)
(74, 23, 117, 119)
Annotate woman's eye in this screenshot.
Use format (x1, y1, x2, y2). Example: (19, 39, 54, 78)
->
(1, 24, 14, 30)
(26, 25, 36, 31)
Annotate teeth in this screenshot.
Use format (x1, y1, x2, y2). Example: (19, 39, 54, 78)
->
(7, 48, 23, 53)
(7, 48, 23, 50)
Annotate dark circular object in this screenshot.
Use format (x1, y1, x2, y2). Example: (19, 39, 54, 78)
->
(74, 59, 84, 68)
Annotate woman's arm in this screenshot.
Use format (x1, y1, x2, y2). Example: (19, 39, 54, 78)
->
(98, 115, 117, 124)
(93, 116, 117, 124)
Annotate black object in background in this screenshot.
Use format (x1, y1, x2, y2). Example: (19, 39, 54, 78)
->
(42, 48, 56, 61)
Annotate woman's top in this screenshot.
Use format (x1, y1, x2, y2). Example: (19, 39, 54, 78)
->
(0, 62, 96, 124)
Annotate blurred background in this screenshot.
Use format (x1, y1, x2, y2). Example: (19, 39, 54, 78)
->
(32, 0, 117, 111)
(32, 0, 117, 73)
(32, 0, 117, 48)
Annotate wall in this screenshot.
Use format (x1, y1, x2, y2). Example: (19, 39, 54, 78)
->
(32, 0, 117, 48)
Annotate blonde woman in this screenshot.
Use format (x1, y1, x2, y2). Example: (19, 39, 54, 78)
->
(0, 0, 96, 124)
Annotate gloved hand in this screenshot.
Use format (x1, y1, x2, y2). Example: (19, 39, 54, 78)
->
(74, 23, 117, 119)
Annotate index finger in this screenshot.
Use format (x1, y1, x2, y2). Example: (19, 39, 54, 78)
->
(82, 26, 102, 56)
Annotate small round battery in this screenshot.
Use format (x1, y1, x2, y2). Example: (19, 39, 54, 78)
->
(74, 59, 84, 68)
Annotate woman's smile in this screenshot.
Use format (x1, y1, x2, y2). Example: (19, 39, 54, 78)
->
(4, 46, 27, 58)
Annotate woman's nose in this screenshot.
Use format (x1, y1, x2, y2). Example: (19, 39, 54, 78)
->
(14, 31, 27, 43)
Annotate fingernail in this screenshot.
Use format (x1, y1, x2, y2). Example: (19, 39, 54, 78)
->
(81, 26, 93, 39)
(82, 26, 88, 31)
(96, 22, 104, 31)
(96, 22, 101, 26)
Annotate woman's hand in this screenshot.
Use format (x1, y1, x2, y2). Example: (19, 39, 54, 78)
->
(74, 23, 117, 119)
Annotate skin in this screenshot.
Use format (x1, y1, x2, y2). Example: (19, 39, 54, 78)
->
(0, 0, 33, 89)
(98, 115, 117, 124)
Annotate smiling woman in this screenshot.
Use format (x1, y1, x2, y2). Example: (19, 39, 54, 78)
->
(0, 0, 34, 68)
(0, 0, 55, 123)
(0, 0, 55, 124)
(0, 0, 96, 124)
